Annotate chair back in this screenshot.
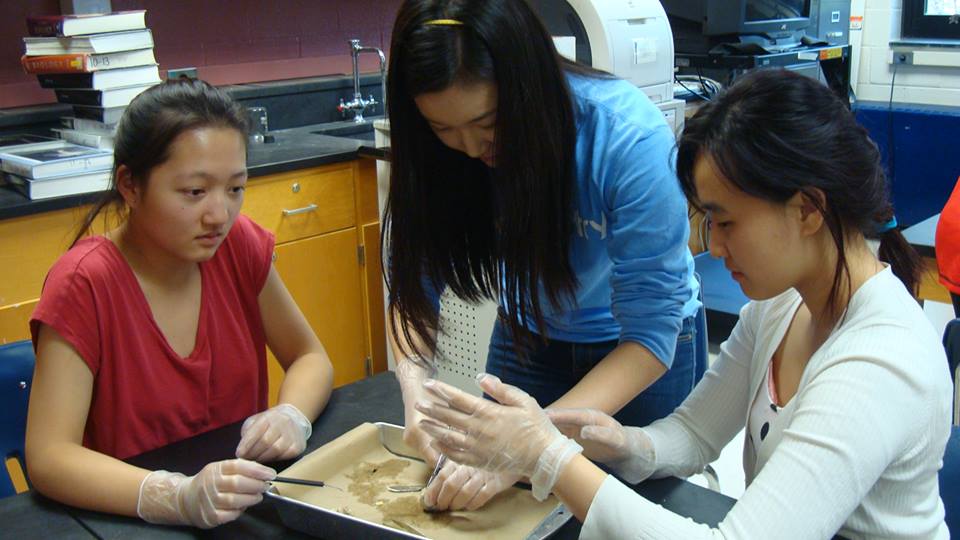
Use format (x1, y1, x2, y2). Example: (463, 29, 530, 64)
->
(942, 426, 960, 537)
(0, 340, 34, 497)
(693, 272, 708, 385)
(943, 319, 960, 425)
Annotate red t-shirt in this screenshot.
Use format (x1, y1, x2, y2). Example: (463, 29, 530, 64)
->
(31, 214, 274, 459)
(937, 177, 960, 295)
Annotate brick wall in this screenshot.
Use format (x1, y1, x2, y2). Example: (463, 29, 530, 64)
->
(0, 0, 403, 109)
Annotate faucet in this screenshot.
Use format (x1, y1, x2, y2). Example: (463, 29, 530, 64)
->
(338, 39, 387, 123)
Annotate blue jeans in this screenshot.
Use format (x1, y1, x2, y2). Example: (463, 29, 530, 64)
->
(485, 311, 706, 428)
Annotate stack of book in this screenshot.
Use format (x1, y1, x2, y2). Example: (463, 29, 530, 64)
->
(21, 10, 160, 151)
(0, 138, 113, 200)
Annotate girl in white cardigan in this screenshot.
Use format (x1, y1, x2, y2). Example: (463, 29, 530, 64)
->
(413, 69, 953, 539)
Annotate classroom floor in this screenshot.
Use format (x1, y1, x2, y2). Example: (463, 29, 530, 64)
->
(691, 299, 956, 499)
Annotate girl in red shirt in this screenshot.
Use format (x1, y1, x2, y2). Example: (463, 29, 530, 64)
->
(936, 177, 960, 316)
(26, 79, 334, 529)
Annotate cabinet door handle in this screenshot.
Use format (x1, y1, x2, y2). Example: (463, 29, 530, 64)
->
(282, 204, 318, 217)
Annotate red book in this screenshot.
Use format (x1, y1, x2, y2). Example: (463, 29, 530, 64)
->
(20, 48, 156, 74)
(26, 10, 146, 37)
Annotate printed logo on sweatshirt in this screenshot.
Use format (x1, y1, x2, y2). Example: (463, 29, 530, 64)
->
(574, 211, 607, 240)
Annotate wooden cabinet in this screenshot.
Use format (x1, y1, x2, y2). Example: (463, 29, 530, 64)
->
(271, 229, 368, 392)
(0, 159, 387, 406)
(0, 205, 92, 344)
(249, 160, 386, 404)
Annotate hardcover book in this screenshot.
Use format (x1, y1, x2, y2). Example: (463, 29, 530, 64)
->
(26, 10, 146, 37)
(21, 48, 156, 74)
(54, 128, 115, 150)
(5, 170, 112, 200)
(23, 29, 154, 56)
(55, 83, 155, 108)
(60, 116, 118, 132)
(38, 64, 160, 90)
(0, 143, 113, 180)
(71, 105, 126, 124)
(0, 135, 65, 154)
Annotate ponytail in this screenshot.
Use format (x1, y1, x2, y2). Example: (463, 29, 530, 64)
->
(874, 212, 923, 296)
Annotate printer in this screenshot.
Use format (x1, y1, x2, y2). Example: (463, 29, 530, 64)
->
(533, 0, 686, 135)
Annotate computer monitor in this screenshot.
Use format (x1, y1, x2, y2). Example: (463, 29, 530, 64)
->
(664, 0, 812, 53)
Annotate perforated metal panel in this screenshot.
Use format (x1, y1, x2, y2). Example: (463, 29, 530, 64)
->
(433, 289, 499, 396)
(376, 118, 499, 396)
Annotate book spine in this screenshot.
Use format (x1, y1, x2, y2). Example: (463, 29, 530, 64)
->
(21, 54, 88, 74)
(71, 106, 108, 122)
(38, 72, 94, 89)
(72, 106, 124, 124)
(58, 130, 113, 150)
(36, 156, 113, 179)
(62, 117, 117, 131)
(26, 17, 65, 37)
(8, 155, 112, 180)
(55, 89, 102, 107)
(88, 49, 156, 70)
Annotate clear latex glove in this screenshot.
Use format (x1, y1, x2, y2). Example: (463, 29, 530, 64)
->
(395, 355, 441, 466)
(236, 403, 312, 462)
(421, 460, 520, 511)
(416, 373, 582, 501)
(546, 408, 656, 484)
(137, 459, 276, 529)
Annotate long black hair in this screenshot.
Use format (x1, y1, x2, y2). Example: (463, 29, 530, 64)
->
(385, 0, 601, 355)
(71, 78, 248, 246)
(677, 69, 922, 316)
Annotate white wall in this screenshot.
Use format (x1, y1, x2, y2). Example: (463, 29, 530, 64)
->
(853, 0, 960, 106)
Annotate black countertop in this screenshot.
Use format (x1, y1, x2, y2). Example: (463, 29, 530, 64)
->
(0, 372, 739, 539)
(0, 123, 388, 222)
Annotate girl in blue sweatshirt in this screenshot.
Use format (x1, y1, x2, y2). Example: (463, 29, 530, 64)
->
(384, 0, 701, 511)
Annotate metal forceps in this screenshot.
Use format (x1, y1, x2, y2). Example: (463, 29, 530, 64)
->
(386, 454, 448, 493)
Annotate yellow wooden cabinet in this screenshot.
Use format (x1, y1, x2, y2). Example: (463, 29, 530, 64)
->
(0, 159, 387, 407)
(248, 160, 386, 404)
(0, 205, 92, 344)
(271, 230, 368, 389)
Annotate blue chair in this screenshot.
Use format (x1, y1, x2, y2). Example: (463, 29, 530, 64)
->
(694, 251, 750, 345)
(942, 426, 960, 536)
(0, 340, 34, 497)
(693, 272, 709, 385)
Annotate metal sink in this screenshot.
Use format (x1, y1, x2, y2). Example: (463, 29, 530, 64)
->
(309, 121, 375, 142)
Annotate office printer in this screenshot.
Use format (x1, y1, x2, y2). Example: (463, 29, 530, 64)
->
(533, 0, 686, 135)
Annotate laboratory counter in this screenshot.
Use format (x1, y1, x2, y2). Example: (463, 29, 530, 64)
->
(0, 124, 385, 222)
(0, 372, 738, 539)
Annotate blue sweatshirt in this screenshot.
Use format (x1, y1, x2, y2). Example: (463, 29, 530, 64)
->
(527, 74, 699, 368)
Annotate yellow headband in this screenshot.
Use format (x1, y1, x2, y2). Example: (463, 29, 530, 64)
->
(424, 18, 464, 26)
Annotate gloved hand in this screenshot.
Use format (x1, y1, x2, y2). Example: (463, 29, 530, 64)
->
(416, 373, 582, 501)
(137, 459, 276, 529)
(395, 356, 442, 467)
(235, 403, 312, 462)
(421, 460, 520, 511)
(546, 408, 656, 484)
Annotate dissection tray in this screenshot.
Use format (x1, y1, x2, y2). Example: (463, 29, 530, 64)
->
(266, 422, 571, 539)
